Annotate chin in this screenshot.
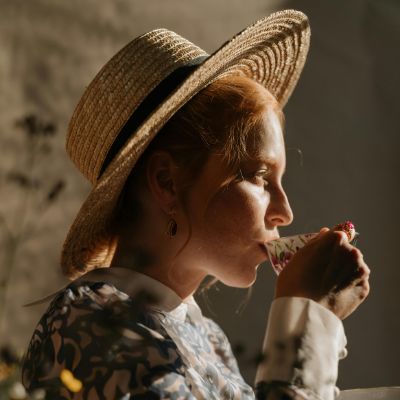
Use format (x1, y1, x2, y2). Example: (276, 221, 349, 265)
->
(220, 264, 259, 288)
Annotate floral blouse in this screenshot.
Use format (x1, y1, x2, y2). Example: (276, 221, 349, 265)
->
(22, 267, 347, 399)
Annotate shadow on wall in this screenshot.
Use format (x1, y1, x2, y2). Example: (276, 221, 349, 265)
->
(0, 115, 65, 332)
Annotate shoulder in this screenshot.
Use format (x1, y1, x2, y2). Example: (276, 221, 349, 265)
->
(22, 281, 184, 394)
(30, 280, 177, 347)
(43, 280, 165, 329)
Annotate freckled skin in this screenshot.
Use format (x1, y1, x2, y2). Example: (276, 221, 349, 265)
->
(183, 108, 293, 288)
(112, 102, 370, 316)
(111, 107, 293, 297)
(111, 100, 370, 318)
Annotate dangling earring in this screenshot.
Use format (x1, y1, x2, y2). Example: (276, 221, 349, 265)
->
(166, 211, 177, 237)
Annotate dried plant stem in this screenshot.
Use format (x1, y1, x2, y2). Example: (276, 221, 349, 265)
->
(0, 235, 19, 335)
(0, 138, 37, 333)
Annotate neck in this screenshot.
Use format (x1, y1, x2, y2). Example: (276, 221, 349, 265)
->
(110, 237, 207, 299)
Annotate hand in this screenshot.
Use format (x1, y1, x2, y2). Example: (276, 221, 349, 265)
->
(274, 228, 370, 320)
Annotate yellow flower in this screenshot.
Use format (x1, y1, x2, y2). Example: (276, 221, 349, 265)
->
(60, 369, 82, 393)
(0, 362, 14, 382)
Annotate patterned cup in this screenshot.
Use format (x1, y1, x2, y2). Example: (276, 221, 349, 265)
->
(264, 232, 317, 274)
(264, 222, 358, 275)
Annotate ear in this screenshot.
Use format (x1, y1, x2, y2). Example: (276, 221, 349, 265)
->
(146, 151, 180, 213)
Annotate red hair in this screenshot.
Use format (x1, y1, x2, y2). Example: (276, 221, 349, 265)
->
(110, 74, 284, 286)
(129, 74, 284, 197)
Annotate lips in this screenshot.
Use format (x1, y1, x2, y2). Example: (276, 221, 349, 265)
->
(258, 235, 280, 259)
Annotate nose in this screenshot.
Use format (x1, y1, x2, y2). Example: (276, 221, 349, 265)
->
(265, 186, 293, 228)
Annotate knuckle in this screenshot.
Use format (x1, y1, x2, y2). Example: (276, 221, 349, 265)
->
(358, 280, 370, 299)
(351, 247, 363, 259)
(360, 264, 371, 276)
(323, 230, 341, 244)
(357, 248, 364, 258)
(332, 230, 347, 243)
(355, 261, 370, 277)
(351, 247, 366, 265)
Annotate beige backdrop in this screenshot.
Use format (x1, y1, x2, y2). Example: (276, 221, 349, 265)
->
(0, 0, 399, 390)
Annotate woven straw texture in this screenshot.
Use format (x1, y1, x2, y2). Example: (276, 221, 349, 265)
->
(62, 9, 310, 278)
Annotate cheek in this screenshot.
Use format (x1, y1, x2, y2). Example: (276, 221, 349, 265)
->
(202, 184, 267, 242)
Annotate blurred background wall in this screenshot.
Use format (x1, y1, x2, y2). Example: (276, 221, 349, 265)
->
(0, 0, 398, 390)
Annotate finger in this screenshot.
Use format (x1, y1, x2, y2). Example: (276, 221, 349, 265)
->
(330, 232, 364, 260)
(322, 244, 368, 292)
(331, 230, 351, 245)
(353, 278, 370, 301)
(310, 225, 352, 249)
(307, 227, 330, 245)
(352, 249, 370, 277)
(301, 231, 352, 283)
(311, 230, 345, 253)
(344, 247, 370, 279)
(335, 259, 370, 293)
(307, 227, 331, 242)
(333, 279, 370, 319)
(313, 231, 350, 268)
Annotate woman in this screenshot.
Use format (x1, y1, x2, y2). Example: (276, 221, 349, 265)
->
(22, 10, 370, 400)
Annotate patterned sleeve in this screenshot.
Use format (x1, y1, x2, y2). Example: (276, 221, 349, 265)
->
(204, 299, 346, 400)
(22, 282, 196, 399)
(204, 317, 309, 400)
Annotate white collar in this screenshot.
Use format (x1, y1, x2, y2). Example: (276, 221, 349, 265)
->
(76, 267, 203, 323)
(78, 267, 183, 311)
(25, 267, 203, 323)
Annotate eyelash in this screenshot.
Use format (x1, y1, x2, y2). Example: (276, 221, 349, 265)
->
(235, 169, 270, 187)
(253, 170, 270, 187)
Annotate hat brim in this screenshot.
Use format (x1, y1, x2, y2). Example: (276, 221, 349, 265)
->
(61, 9, 310, 278)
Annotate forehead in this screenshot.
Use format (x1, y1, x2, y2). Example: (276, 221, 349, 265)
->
(186, 108, 286, 209)
(200, 108, 285, 183)
(244, 108, 285, 167)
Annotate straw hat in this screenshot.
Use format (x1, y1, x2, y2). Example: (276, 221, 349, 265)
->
(62, 9, 311, 279)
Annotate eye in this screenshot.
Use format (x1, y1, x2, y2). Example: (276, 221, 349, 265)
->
(253, 169, 271, 187)
(233, 168, 271, 188)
